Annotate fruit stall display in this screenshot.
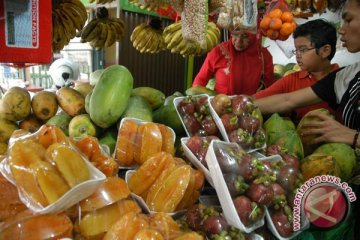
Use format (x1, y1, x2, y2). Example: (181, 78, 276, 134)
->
(0, 0, 355, 239)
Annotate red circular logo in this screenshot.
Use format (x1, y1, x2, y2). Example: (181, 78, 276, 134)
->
(304, 185, 347, 228)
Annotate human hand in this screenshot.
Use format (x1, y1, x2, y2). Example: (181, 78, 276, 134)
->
(300, 112, 355, 145)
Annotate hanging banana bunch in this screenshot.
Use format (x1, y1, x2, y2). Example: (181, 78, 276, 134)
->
(163, 21, 221, 57)
(80, 7, 126, 50)
(52, 0, 88, 52)
(128, 0, 167, 11)
(130, 19, 167, 54)
(89, 0, 115, 4)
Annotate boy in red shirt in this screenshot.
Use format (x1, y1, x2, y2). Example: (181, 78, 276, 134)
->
(254, 19, 339, 123)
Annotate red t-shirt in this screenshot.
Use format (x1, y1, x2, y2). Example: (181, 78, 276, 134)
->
(193, 39, 275, 95)
(254, 64, 339, 122)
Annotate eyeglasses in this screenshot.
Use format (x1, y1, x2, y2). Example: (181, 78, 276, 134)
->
(292, 48, 316, 56)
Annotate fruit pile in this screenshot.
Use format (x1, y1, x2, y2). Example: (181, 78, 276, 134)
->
(185, 135, 220, 167)
(259, 8, 296, 41)
(210, 94, 266, 151)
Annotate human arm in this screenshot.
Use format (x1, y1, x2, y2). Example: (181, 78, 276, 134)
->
(193, 52, 216, 87)
(301, 112, 360, 148)
(253, 87, 322, 115)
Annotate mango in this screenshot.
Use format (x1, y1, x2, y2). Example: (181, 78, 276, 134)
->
(56, 87, 85, 117)
(68, 114, 99, 138)
(0, 86, 31, 122)
(131, 87, 165, 110)
(46, 114, 72, 136)
(73, 82, 94, 97)
(0, 118, 18, 143)
(31, 90, 58, 121)
(19, 114, 42, 133)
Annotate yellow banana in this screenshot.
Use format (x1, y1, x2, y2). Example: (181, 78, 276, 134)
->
(207, 29, 219, 47)
(132, 25, 149, 49)
(94, 22, 109, 49)
(55, 9, 76, 39)
(60, 0, 87, 23)
(167, 29, 183, 50)
(58, 4, 84, 31)
(137, 29, 154, 52)
(81, 19, 102, 42)
(130, 23, 147, 42)
(163, 21, 182, 36)
(105, 23, 117, 47)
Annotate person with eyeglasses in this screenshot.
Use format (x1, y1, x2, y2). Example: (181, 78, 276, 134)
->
(253, 19, 339, 123)
(254, 0, 359, 148)
(192, 29, 275, 95)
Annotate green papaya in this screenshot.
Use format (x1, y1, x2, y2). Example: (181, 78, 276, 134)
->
(89, 65, 133, 128)
(85, 91, 92, 114)
(313, 143, 356, 181)
(89, 69, 104, 86)
(301, 153, 341, 180)
(297, 108, 332, 157)
(185, 86, 217, 96)
(121, 96, 153, 122)
(68, 114, 99, 138)
(264, 113, 295, 133)
(153, 94, 185, 135)
(131, 87, 165, 110)
(99, 130, 117, 155)
(268, 130, 304, 160)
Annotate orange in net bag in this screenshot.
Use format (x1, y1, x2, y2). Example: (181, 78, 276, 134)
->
(259, 0, 296, 41)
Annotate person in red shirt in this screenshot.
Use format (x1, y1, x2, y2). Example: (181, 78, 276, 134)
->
(254, 19, 339, 123)
(192, 29, 275, 95)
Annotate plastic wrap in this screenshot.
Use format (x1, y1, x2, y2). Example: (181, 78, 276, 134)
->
(0, 124, 106, 214)
(114, 117, 175, 168)
(208, 94, 266, 152)
(174, 94, 222, 138)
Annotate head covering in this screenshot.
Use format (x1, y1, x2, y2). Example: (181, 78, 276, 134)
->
(219, 31, 264, 95)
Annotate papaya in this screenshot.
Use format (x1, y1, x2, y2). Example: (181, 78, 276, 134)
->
(99, 130, 117, 155)
(73, 82, 94, 97)
(297, 108, 333, 157)
(84, 91, 92, 114)
(68, 114, 99, 138)
(131, 87, 165, 110)
(56, 87, 85, 117)
(19, 114, 42, 133)
(0, 86, 31, 122)
(264, 113, 295, 133)
(121, 96, 153, 122)
(185, 86, 217, 96)
(89, 69, 105, 86)
(31, 90, 58, 121)
(313, 143, 356, 181)
(268, 130, 304, 160)
(46, 113, 72, 136)
(0, 118, 19, 143)
(301, 153, 341, 180)
(153, 94, 185, 135)
(89, 65, 133, 128)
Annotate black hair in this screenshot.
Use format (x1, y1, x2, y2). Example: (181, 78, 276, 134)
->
(293, 19, 337, 60)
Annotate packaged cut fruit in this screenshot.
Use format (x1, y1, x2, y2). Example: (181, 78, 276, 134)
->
(181, 135, 221, 187)
(0, 212, 73, 240)
(74, 135, 119, 177)
(174, 94, 222, 138)
(0, 124, 106, 214)
(205, 140, 267, 233)
(125, 152, 205, 214)
(208, 94, 266, 152)
(114, 117, 176, 167)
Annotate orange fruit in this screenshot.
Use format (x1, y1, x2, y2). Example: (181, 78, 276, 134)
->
(267, 29, 279, 40)
(260, 16, 272, 30)
(281, 11, 294, 23)
(291, 21, 297, 31)
(269, 18, 282, 30)
(280, 22, 294, 36)
(268, 8, 283, 19)
(278, 33, 290, 41)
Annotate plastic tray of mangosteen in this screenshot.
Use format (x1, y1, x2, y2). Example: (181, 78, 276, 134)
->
(205, 140, 309, 238)
(207, 94, 266, 152)
(182, 203, 264, 240)
(173, 94, 223, 139)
